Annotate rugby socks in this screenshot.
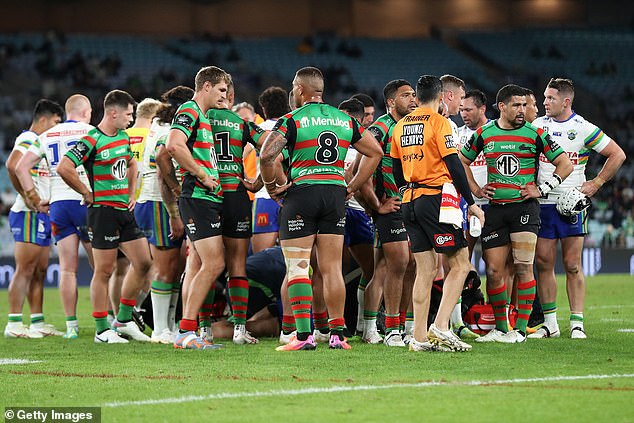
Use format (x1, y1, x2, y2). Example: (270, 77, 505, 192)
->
(487, 283, 509, 332)
(515, 280, 536, 334)
(328, 317, 346, 338)
(30, 313, 45, 328)
(399, 310, 407, 332)
(179, 318, 198, 334)
(65, 316, 79, 331)
(570, 313, 584, 330)
(385, 313, 400, 334)
(288, 277, 313, 341)
(405, 312, 414, 335)
(151, 280, 172, 333)
(7, 313, 22, 329)
(93, 311, 109, 334)
(228, 277, 249, 326)
(450, 297, 465, 329)
(281, 314, 296, 335)
(542, 301, 558, 329)
(107, 309, 115, 326)
(168, 285, 180, 332)
(117, 298, 136, 323)
(356, 276, 369, 332)
(313, 311, 329, 334)
(198, 289, 215, 328)
(364, 310, 378, 334)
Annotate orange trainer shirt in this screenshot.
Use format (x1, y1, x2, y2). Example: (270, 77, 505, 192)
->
(390, 106, 457, 203)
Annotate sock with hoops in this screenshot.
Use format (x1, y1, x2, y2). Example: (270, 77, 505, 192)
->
(281, 314, 296, 334)
(313, 310, 329, 334)
(288, 277, 312, 340)
(487, 283, 509, 332)
(385, 313, 400, 334)
(228, 277, 249, 326)
(516, 279, 536, 334)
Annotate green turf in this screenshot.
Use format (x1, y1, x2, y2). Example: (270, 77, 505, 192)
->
(1, 274, 634, 422)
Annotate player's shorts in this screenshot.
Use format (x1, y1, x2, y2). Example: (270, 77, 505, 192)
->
(538, 204, 588, 239)
(252, 197, 280, 234)
(245, 246, 286, 318)
(134, 201, 183, 248)
(402, 193, 466, 254)
(279, 185, 346, 240)
(179, 197, 222, 242)
(481, 199, 540, 249)
(373, 210, 407, 246)
(50, 200, 89, 243)
(9, 210, 51, 247)
(87, 206, 145, 250)
(344, 208, 374, 246)
(222, 191, 252, 239)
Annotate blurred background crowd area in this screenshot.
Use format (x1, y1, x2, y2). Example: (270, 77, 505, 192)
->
(0, 0, 632, 251)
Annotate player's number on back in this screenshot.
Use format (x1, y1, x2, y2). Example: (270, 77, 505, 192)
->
(47, 139, 78, 167)
(315, 131, 339, 165)
(214, 132, 233, 162)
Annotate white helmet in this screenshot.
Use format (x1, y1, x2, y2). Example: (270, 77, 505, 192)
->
(556, 187, 592, 216)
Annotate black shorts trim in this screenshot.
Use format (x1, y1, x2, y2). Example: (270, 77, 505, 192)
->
(87, 206, 144, 250)
(179, 197, 223, 242)
(279, 185, 346, 240)
(481, 200, 540, 249)
(222, 191, 253, 239)
(402, 194, 466, 254)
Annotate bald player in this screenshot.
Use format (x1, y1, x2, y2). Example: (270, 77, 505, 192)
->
(16, 95, 95, 339)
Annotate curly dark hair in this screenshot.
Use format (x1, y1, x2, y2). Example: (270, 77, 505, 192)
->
(155, 85, 194, 124)
(258, 86, 290, 120)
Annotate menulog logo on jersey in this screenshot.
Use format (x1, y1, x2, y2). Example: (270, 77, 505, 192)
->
(434, 233, 455, 247)
(299, 116, 351, 129)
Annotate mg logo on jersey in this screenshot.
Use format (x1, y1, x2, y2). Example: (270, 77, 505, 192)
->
(495, 154, 520, 177)
(111, 158, 127, 180)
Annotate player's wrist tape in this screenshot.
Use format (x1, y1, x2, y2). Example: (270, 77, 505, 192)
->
(166, 203, 179, 218)
(592, 176, 605, 188)
(262, 177, 276, 185)
(537, 174, 562, 196)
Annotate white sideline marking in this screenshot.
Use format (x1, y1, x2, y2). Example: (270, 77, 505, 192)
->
(617, 329, 634, 333)
(588, 305, 634, 310)
(0, 359, 42, 365)
(103, 373, 634, 408)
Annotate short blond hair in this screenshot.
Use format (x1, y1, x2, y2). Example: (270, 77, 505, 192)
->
(136, 98, 161, 120)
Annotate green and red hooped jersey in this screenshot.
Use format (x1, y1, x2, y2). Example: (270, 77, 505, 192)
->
(65, 127, 132, 210)
(367, 113, 400, 199)
(207, 108, 264, 193)
(171, 100, 222, 203)
(273, 102, 363, 187)
(461, 120, 564, 204)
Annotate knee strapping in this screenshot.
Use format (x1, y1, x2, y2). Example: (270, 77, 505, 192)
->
(282, 247, 312, 280)
(511, 233, 537, 265)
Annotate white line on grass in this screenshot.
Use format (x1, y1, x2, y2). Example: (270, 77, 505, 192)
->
(103, 373, 634, 408)
(0, 359, 42, 365)
(617, 329, 634, 333)
(588, 304, 634, 310)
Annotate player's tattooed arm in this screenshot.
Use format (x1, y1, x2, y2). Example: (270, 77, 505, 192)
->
(260, 131, 289, 199)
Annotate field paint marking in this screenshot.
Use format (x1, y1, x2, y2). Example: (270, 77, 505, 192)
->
(588, 304, 634, 310)
(617, 329, 634, 333)
(104, 373, 634, 408)
(0, 359, 42, 365)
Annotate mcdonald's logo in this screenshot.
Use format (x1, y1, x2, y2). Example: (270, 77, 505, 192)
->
(256, 213, 269, 227)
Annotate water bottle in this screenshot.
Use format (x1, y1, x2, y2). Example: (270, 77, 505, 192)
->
(469, 215, 482, 237)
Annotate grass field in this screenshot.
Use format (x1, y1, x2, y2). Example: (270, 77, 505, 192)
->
(1, 274, 633, 423)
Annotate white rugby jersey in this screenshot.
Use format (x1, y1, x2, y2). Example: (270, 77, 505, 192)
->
(137, 119, 170, 203)
(30, 121, 92, 203)
(11, 131, 50, 212)
(533, 113, 611, 204)
(343, 146, 364, 211)
(457, 124, 488, 205)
